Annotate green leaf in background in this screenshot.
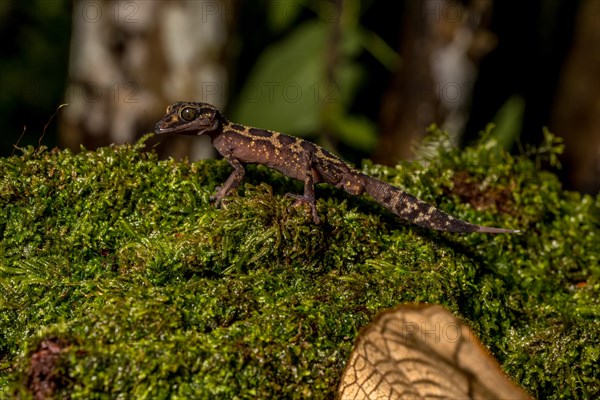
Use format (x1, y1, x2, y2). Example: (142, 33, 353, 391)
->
(266, 0, 304, 32)
(329, 113, 377, 152)
(229, 7, 392, 154)
(491, 95, 525, 149)
(229, 20, 366, 138)
(229, 20, 331, 135)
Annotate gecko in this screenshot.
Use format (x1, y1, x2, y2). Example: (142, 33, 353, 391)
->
(155, 102, 519, 233)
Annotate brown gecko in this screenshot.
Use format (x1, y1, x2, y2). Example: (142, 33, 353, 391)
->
(155, 102, 519, 233)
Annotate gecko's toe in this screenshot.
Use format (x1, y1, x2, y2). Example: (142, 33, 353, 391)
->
(285, 193, 321, 224)
(311, 211, 321, 225)
(209, 194, 223, 207)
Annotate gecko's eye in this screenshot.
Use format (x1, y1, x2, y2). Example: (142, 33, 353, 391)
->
(180, 107, 199, 122)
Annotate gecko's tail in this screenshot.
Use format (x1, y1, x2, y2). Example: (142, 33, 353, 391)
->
(361, 174, 519, 233)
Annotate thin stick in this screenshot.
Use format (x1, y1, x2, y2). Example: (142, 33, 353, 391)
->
(12, 126, 27, 156)
(38, 103, 69, 149)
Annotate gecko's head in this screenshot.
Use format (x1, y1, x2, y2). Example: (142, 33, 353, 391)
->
(154, 102, 224, 136)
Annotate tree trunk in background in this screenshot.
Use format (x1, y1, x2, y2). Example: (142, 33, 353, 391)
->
(551, 0, 600, 194)
(375, 0, 494, 164)
(60, 0, 231, 159)
(375, 0, 597, 194)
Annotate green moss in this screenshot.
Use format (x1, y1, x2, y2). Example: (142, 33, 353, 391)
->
(1, 130, 598, 399)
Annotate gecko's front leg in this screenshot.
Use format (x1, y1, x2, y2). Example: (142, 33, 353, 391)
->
(211, 150, 245, 207)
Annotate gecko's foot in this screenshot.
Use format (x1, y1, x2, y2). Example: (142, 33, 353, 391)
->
(285, 193, 321, 224)
(209, 192, 224, 207)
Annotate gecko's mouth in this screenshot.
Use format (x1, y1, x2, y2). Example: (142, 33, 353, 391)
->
(154, 119, 219, 135)
(154, 121, 183, 134)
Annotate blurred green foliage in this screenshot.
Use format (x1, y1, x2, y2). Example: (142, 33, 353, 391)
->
(0, 129, 598, 398)
(229, 1, 399, 158)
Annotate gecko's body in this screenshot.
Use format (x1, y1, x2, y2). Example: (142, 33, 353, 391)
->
(155, 102, 518, 233)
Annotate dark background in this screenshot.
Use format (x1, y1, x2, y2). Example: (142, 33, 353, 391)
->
(1, 0, 598, 192)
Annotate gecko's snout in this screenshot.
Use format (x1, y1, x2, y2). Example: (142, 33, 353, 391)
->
(154, 116, 179, 134)
(154, 121, 165, 134)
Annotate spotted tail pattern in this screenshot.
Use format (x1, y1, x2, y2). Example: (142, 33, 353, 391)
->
(362, 174, 518, 233)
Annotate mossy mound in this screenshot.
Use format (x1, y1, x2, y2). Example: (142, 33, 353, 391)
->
(1, 130, 598, 399)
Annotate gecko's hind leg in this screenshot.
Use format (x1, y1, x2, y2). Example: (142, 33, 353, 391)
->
(284, 153, 322, 224)
(285, 193, 321, 224)
(285, 164, 321, 224)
